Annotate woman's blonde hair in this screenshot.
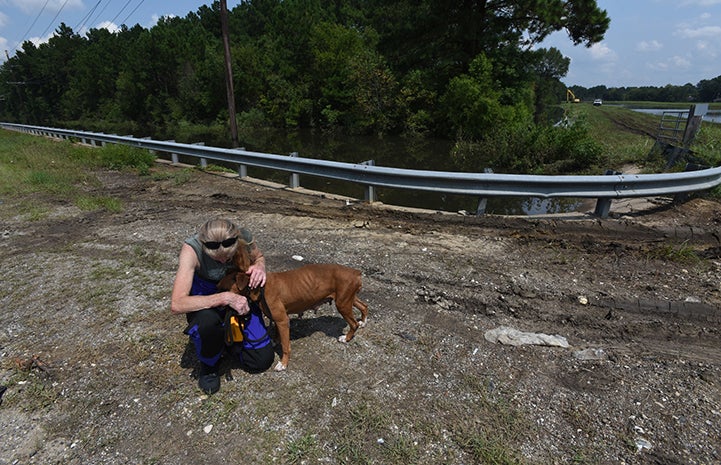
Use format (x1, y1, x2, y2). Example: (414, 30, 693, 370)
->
(198, 218, 245, 261)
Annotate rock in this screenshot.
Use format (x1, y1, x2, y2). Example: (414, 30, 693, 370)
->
(574, 348, 607, 360)
(484, 326, 570, 348)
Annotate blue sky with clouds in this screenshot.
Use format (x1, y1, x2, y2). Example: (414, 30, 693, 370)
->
(0, 0, 223, 58)
(1, 1, 719, 88)
(541, 0, 721, 87)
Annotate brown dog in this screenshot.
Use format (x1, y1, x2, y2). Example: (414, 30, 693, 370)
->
(219, 263, 368, 371)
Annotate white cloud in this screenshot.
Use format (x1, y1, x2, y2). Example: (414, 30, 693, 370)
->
(27, 32, 55, 47)
(95, 20, 120, 33)
(670, 55, 692, 68)
(676, 25, 721, 38)
(649, 55, 693, 73)
(636, 40, 663, 52)
(649, 61, 670, 72)
(0, 36, 8, 62)
(588, 42, 617, 61)
(681, 0, 721, 6)
(10, 0, 84, 15)
(695, 40, 719, 57)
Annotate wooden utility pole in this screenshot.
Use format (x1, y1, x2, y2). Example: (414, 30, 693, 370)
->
(220, 0, 239, 147)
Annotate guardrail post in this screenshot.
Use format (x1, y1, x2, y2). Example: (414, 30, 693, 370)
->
(360, 160, 377, 202)
(476, 168, 494, 216)
(142, 137, 155, 156)
(194, 142, 207, 168)
(164, 140, 178, 164)
(673, 163, 708, 204)
(594, 198, 612, 218)
(594, 169, 620, 218)
(234, 147, 247, 177)
(289, 152, 300, 188)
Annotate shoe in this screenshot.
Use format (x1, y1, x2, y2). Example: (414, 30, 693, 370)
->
(198, 363, 220, 395)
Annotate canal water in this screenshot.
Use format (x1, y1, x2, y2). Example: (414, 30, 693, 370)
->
(630, 107, 721, 124)
(217, 128, 584, 215)
(196, 105, 717, 215)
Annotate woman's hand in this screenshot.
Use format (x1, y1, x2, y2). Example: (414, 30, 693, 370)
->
(226, 292, 250, 315)
(246, 263, 266, 288)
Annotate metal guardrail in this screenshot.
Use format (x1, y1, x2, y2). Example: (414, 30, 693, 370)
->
(3, 122, 721, 217)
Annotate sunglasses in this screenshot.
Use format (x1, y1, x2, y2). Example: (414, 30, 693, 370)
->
(202, 236, 238, 250)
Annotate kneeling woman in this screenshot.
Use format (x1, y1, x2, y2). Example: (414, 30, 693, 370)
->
(170, 218, 274, 394)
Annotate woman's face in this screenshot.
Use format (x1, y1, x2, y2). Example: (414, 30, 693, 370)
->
(203, 236, 239, 264)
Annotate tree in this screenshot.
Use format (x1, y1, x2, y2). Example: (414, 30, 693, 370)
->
(528, 47, 570, 122)
(367, 0, 609, 79)
(698, 76, 721, 102)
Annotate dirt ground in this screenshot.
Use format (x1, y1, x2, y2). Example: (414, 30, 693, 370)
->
(1, 160, 720, 464)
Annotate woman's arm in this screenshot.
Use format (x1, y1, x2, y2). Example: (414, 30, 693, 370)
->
(170, 243, 250, 315)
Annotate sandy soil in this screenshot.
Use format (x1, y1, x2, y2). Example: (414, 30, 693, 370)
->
(1, 161, 719, 464)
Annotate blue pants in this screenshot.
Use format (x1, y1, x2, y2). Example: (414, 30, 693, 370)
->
(185, 306, 274, 372)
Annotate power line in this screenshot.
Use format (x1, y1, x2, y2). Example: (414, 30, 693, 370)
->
(18, 0, 51, 46)
(109, 0, 135, 27)
(87, 0, 113, 30)
(73, 0, 104, 32)
(121, 0, 147, 27)
(38, 0, 72, 39)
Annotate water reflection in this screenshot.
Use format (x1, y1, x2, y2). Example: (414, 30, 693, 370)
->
(193, 127, 585, 215)
(630, 107, 721, 124)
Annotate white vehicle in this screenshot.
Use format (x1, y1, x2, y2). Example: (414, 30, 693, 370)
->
(593, 98, 603, 106)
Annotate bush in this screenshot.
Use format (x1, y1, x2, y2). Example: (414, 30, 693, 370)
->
(451, 120, 603, 174)
(96, 144, 156, 175)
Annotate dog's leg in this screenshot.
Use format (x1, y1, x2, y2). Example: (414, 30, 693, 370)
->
(335, 299, 360, 343)
(274, 312, 292, 371)
(353, 296, 369, 328)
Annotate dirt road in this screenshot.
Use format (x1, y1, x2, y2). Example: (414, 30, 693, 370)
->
(1, 162, 719, 464)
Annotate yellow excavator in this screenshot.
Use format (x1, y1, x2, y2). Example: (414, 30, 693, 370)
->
(566, 89, 580, 103)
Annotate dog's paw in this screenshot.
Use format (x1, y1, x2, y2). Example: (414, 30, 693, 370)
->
(274, 361, 287, 372)
(337, 335, 348, 343)
(358, 319, 367, 328)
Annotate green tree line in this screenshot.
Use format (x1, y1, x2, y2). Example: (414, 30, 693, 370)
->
(570, 79, 721, 103)
(5, 0, 714, 175)
(0, 1, 606, 135)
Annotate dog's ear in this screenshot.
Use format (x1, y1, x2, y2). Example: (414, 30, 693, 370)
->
(233, 247, 251, 272)
(234, 272, 251, 291)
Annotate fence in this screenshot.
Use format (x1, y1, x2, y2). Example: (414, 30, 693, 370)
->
(3, 122, 721, 218)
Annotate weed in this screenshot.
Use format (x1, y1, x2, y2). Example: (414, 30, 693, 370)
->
(22, 204, 51, 221)
(646, 241, 700, 264)
(96, 144, 156, 174)
(7, 372, 58, 413)
(151, 168, 194, 185)
(200, 395, 240, 424)
(75, 195, 123, 212)
(454, 433, 522, 464)
(129, 245, 167, 271)
(199, 163, 236, 174)
(381, 435, 421, 463)
(285, 433, 320, 464)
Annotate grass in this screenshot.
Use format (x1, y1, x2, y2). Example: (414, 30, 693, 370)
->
(561, 103, 721, 197)
(0, 131, 156, 215)
(285, 434, 321, 464)
(646, 241, 701, 264)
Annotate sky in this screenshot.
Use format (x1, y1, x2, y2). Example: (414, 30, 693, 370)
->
(541, 0, 721, 88)
(0, 0, 233, 59)
(0, 0, 720, 88)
